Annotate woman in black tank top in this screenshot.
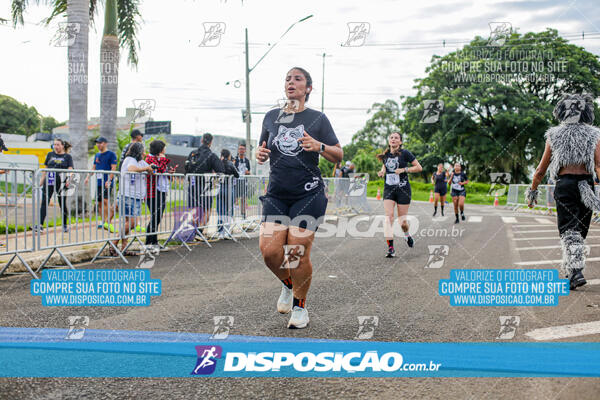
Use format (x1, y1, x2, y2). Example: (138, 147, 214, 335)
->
(430, 163, 448, 216)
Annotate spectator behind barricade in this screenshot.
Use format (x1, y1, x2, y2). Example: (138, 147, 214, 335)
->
(84, 137, 118, 233)
(112, 142, 154, 256)
(184, 133, 224, 231)
(217, 148, 239, 239)
(333, 162, 343, 178)
(145, 140, 177, 250)
(119, 129, 144, 170)
(234, 142, 251, 219)
(341, 161, 352, 178)
(36, 138, 74, 233)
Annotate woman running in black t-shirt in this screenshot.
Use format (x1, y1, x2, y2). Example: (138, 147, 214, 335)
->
(37, 139, 74, 233)
(448, 163, 469, 223)
(431, 163, 448, 216)
(256, 67, 343, 329)
(376, 132, 423, 257)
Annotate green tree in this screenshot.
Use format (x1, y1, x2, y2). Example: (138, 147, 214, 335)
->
(352, 147, 381, 180)
(40, 116, 63, 133)
(400, 28, 600, 183)
(0, 94, 40, 137)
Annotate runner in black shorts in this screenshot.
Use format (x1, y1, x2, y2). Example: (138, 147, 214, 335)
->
(256, 67, 343, 329)
(431, 163, 448, 216)
(448, 163, 469, 224)
(376, 132, 422, 257)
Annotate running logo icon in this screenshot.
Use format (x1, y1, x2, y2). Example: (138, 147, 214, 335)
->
(272, 125, 305, 156)
(52, 22, 80, 47)
(347, 173, 369, 197)
(420, 100, 444, 123)
(137, 245, 159, 269)
(488, 173, 511, 196)
(191, 345, 223, 375)
(199, 22, 226, 47)
(131, 99, 156, 123)
(497, 316, 520, 339)
(343, 22, 370, 47)
(488, 22, 512, 46)
(355, 316, 379, 339)
(425, 245, 449, 269)
(281, 245, 305, 269)
(210, 316, 234, 339)
(65, 316, 89, 340)
(275, 99, 300, 124)
(562, 98, 586, 123)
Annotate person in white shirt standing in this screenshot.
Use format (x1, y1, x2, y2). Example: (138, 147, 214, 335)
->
(112, 142, 154, 256)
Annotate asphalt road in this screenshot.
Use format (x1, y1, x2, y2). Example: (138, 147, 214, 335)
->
(1, 199, 600, 399)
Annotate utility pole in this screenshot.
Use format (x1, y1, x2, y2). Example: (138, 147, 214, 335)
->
(242, 15, 313, 169)
(244, 28, 251, 158)
(319, 53, 332, 113)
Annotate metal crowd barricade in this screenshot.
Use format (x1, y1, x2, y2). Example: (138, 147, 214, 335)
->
(163, 173, 220, 248)
(34, 168, 124, 270)
(506, 184, 555, 214)
(230, 175, 264, 235)
(347, 173, 371, 213)
(0, 167, 37, 278)
(323, 177, 370, 215)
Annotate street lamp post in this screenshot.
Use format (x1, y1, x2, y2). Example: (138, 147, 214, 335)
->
(243, 15, 313, 168)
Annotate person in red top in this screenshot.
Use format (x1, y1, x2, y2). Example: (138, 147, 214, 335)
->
(145, 140, 176, 249)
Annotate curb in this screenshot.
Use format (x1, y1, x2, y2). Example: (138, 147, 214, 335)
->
(0, 231, 260, 275)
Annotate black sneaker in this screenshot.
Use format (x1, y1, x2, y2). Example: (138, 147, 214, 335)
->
(569, 269, 587, 290)
(433, 210, 437, 217)
(441, 210, 444, 216)
(455, 217, 459, 224)
(386, 247, 396, 258)
(406, 236, 414, 248)
(461, 213, 465, 221)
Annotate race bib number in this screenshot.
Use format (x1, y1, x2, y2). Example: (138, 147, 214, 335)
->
(452, 180, 462, 190)
(386, 173, 399, 186)
(47, 172, 55, 185)
(96, 172, 104, 182)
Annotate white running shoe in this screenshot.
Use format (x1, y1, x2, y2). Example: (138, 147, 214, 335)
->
(287, 306, 309, 329)
(277, 285, 293, 314)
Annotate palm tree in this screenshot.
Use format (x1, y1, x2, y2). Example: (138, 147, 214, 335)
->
(67, 0, 90, 172)
(100, 0, 119, 152)
(100, 0, 141, 153)
(11, 0, 88, 170)
(10, 0, 141, 156)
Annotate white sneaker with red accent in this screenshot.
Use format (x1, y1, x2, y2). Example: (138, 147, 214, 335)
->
(277, 285, 293, 314)
(287, 306, 309, 329)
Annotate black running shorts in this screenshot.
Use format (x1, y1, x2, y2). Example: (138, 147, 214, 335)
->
(383, 184, 411, 205)
(260, 189, 328, 231)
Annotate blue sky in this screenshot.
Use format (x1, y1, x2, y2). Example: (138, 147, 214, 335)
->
(1, 0, 599, 145)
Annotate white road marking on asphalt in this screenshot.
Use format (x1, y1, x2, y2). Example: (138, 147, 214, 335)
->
(513, 236, 600, 241)
(513, 229, 600, 234)
(324, 216, 338, 222)
(356, 216, 370, 222)
(432, 216, 448, 222)
(534, 218, 554, 224)
(328, 275, 337, 278)
(516, 244, 600, 251)
(511, 224, 555, 228)
(468, 216, 482, 222)
(501, 217, 518, 223)
(587, 279, 600, 285)
(525, 320, 600, 341)
(515, 257, 600, 266)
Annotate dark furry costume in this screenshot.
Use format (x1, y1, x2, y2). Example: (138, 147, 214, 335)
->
(527, 94, 600, 284)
